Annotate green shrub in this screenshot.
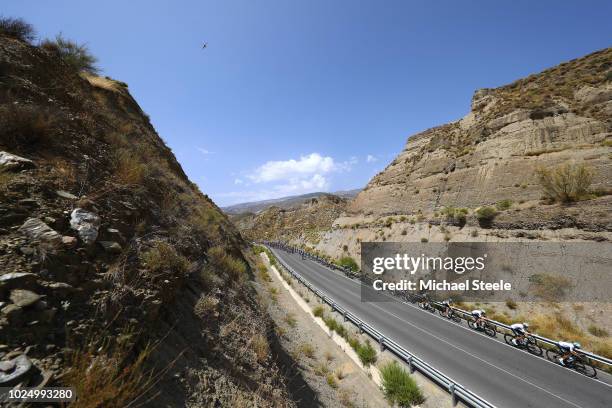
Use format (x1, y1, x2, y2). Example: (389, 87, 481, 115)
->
(441, 206, 468, 225)
(0, 17, 35, 42)
(355, 340, 377, 367)
(208, 246, 247, 281)
(41, 34, 100, 74)
(326, 373, 338, 388)
(142, 242, 189, 274)
(475, 206, 497, 226)
(505, 299, 517, 310)
(536, 163, 594, 203)
(313, 305, 325, 318)
(496, 199, 513, 210)
(380, 361, 424, 407)
(420, 238, 428, 243)
(337, 256, 359, 271)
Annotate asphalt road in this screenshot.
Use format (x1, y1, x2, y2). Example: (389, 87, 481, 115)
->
(271, 248, 612, 408)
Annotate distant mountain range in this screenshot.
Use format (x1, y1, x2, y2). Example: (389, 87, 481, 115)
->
(222, 188, 361, 214)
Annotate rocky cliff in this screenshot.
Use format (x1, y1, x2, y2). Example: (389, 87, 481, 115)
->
(350, 47, 611, 220)
(0, 34, 295, 406)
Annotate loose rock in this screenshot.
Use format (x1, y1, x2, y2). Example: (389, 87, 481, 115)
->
(0, 151, 35, 171)
(18, 218, 62, 248)
(69, 209, 101, 245)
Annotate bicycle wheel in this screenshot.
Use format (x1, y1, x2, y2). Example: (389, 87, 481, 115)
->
(468, 319, 477, 330)
(484, 323, 497, 337)
(504, 333, 516, 345)
(450, 311, 462, 323)
(574, 358, 597, 378)
(546, 348, 562, 363)
(526, 340, 543, 356)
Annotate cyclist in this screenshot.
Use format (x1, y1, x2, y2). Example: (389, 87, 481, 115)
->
(418, 293, 431, 309)
(557, 341, 581, 366)
(471, 309, 487, 329)
(509, 322, 530, 346)
(441, 298, 453, 317)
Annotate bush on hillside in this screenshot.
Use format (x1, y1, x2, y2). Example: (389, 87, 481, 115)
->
(41, 34, 100, 74)
(475, 206, 497, 227)
(536, 163, 594, 203)
(0, 17, 35, 42)
(337, 256, 359, 271)
(380, 361, 425, 407)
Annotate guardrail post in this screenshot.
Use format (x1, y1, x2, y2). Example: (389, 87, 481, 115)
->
(358, 323, 364, 334)
(343, 311, 348, 322)
(379, 337, 386, 352)
(449, 384, 457, 406)
(407, 356, 414, 373)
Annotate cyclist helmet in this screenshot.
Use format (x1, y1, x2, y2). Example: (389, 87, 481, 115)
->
(523, 322, 529, 328)
(573, 342, 581, 349)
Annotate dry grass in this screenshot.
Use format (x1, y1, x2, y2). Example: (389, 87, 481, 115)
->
(529, 273, 572, 301)
(284, 313, 297, 328)
(207, 246, 247, 282)
(63, 339, 158, 408)
(250, 333, 269, 363)
(530, 313, 612, 359)
(0, 168, 12, 190)
(299, 342, 315, 359)
(193, 294, 218, 319)
(326, 373, 338, 388)
(0, 104, 56, 147)
(142, 241, 189, 276)
(314, 361, 330, 376)
(113, 149, 147, 185)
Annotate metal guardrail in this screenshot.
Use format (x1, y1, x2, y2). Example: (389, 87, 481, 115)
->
(263, 243, 497, 408)
(263, 241, 612, 368)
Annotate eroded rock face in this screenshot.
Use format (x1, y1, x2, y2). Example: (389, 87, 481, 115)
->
(349, 49, 612, 218)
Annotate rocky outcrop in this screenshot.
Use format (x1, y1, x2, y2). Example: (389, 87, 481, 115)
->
(349, 48, 612, 220)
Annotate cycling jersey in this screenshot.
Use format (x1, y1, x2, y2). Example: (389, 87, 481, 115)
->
(471, 310, 485, 318)
(510, 323, 526, 335)
(558, 341, 575, 352)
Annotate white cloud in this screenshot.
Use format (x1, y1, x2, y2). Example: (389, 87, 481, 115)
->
(248, 153, 335, 183)
(234, 178, 243, 185)
(197, 147, 214, 155)
(366, 154, 378, 163)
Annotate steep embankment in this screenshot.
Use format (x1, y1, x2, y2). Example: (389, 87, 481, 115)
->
(232, 194, 348, 244)
(0, 36, 295, 406)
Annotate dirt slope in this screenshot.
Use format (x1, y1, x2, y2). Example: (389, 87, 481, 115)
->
(0, 35, 296, 406)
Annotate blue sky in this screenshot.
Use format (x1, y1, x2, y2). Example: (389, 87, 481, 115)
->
(5, 1, 612, 206)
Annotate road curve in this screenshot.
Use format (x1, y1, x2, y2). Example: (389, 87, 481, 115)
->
(271, 248, 612, 408)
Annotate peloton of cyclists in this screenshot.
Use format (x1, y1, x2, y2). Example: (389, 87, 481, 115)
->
(510, 322, 530, 346)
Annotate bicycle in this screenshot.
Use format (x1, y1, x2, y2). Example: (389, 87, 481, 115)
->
(418, 299, 436, 313)
(467, 317, 497, 337)
(504, 333, 542, 355)
(439, 306, 462, 323)
(546, 349, 597, 378)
